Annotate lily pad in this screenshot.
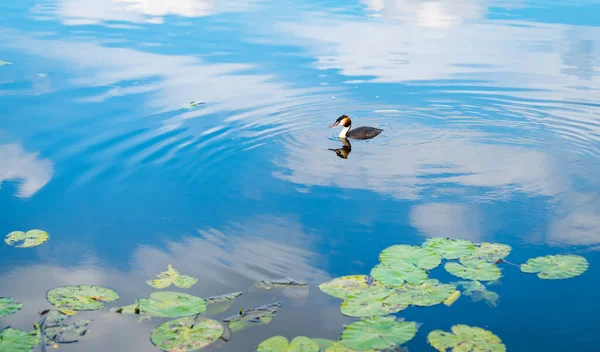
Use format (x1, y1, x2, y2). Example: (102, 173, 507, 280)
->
(341, 288, 409, 317)
(257, 336, 319, 352)
(379, 245, 441, 270)
(147, 264, 198, 289)
(136, 292, 206, 318)
(4, 230, 49, 248)
(47, 285, 119, 311)
(445, 259, 501, 281)
(41, 310, 91, 344)
(396, 279, 457, 307)
(253, 277, 307, 289)
(151, 316, 223, 352)
(0, 297, 23, 317)
(318, 275, 383, 299)
(0, 328, 39, 352)
(462, 243, 511, 263)
(223, 301, 281, 333)
(457, 281, 499, 307)
(520, 254, 588, 280)
(427, 325, 506, 352)
(340, 316, 417, 351)
(422, 238, 475, 259)
(313, 338, 335, 351)
(371, 262, 428, 287)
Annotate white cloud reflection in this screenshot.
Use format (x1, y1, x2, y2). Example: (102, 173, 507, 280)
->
(0, 143, 54, 198)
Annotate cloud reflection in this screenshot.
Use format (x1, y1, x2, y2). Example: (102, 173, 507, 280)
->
(0, 143, 54, 198)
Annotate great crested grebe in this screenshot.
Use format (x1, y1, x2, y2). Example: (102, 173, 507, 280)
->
(329, 114, 383, 140)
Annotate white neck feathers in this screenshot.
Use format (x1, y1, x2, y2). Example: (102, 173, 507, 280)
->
(339, 125, 351, 138)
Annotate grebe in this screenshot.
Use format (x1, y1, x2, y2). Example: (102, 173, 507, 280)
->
(329, 114, 382, 140)
(329, 137, 352, 159)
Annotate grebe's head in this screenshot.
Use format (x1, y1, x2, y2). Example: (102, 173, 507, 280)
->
(329, 114, 351, 128)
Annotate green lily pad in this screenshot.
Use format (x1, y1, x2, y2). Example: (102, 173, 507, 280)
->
(445, 259, 501, 281)
(136, 292, 206, 318)
(396, 279, 457, 307)
(313, 338, 335, 351)
(422, 238, 476, 259)
(462, 243, 511, 263)
(371, 262, 428, 287)
(0, 328, 39, 352)
(257, 336, 319, 352)
(151, 316, 223, 352)
(427, 325, 506, 352)
(340, 316, 417, 351)
(341, 288, 409, 317)
(41, 310, 91, 344)
(318, 275, 383, 299)
(147, 264, 198, 289)
(47, 285, 119, 311)
(457, 281, 499, 307)
(0, 297, 23, 317)
(4, 230, 49, 248)
(379, 245, 441, 270)
(520, 254, 589, 280)
(223, 302, 281, 333)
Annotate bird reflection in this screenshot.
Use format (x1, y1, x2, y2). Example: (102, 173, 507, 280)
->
(329, 138, 352, 159)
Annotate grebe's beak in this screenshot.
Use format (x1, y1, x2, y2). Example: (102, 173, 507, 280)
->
(329, 121, 339, 128)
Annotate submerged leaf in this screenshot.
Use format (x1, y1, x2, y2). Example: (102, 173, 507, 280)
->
(341, 288, 409, 317)
(371, 262, 428, 287)
(520, 254, 588, 280)
(427, 325, 506, 352)
(422, 238, 476, 259)
(42, 310, 91, 344)
(318, 275, 383, 299)
(136, 292, 206, 318)
(379, 244, 441, 270)
(0, 328, 39, 352)
(396, 279, 457, 307)
(257, 336, 319, 352)
(151, 316, 223, 352)
(223, 301, 281, 333)
(457, 281, 499, 307)
(47, 285, 119, 311)
(253, 277, 307, 289)
(203, 292, 243, 317)
(147, 264, 198, 289)
(445, 259, 501, 281)
(4, 230, 49, 248)
(204, 292, 243, 304)
(341, 316, 417, 351)
(462, 243, 511, 263)
(0, 297, 23, 317)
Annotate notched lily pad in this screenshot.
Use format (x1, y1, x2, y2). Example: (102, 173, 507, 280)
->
(520, 254, 588, 280)
(422, 238, 475, 259)
(445, 259, 501, 281)
(0, 328, 39, 352)
(457, 281, 499, 307)
(41, 310, 91, 344)
(147, 264, 198, 289)
(341, 288, 409, 317)
(4, 230, 49, 248)
(151, 316, 224, 352)
(223, 302, 281, 333)
(47, 285, 119, 311)
(257, 336, 319, 352)
(136, 292, 206, 318)
(341, 316, 417, 351)
(318, 275, 383, 299)
(427, 325, 506, 352)
(371, 262, 428, 287)
(463, 243, 511, 263)
(0, 297, 23, 317)
(380, 244, 441, 270)
(396, 279, 457, 307)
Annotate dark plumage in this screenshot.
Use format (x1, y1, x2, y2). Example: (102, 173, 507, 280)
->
(329, 114, 383, 140)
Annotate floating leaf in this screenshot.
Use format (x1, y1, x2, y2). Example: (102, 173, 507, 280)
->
(427, 325, 506, 352)
(0, 60, 11, 66)
(203, 292, 243, 317)
(396, 279, 457, 307)
(445, 259, 501, 281)
(341, 316, 417, 351)
(41, 310, 91, 344)
(462, 243, 511, 263)
(313, 338, 335, 351)
(257, 336, 319, 352)
(204, 292, 243, 304)
(318, 275, 383, 299)
(223, 301, 281, 333)
(422, 238, 475, 259)
(0, 297, 23, 317)
(147, 264, 198, 289)
(371, 262, 428, 287)
(457, 281, 499, 307)
(47, 285, 119, 311)
(253, 277, 307, 289)
(135, 292, 206, 318)
(379, 245, 441, 270)
(4, 230, 49, 248)
(151, 316, 223, 352)
(341, 288, 409, 317)
(0, 328, 39, 352)
(520, 254, 588, 280)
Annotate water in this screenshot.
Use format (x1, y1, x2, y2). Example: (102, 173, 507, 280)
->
(1, 0, 599, 351)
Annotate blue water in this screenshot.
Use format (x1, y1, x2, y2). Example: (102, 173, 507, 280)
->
(1, 0, 599, 351)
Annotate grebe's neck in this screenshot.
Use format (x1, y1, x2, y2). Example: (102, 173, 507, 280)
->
(339, 125, 351, 138)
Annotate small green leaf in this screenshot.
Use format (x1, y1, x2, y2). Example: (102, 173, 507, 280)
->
(147, 265, 198, 289)
(0, 297, 23, 317)
(520, 254, 588, 280)
(396, 279, 457, 307)
(135, 292, 206, 318)
(462, 243, 511, 263)
(379, 244, 441, 270)
(422, 238, 475, 259)
(427, 325, 506, 352)
(4, 230, 49, 248)
(341, 288, 409, 317)
(445, 259, 501, 281)
(257, 336, 319, 352)
(203, 292, 242, 317)
(318, 275, 383, 299)
(341, 316, 417, 351)
(371, 262, 428, 287)
(47, 285, 119, 311)
(0, 328, 39, 352)
(151, 316, 223, 351)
